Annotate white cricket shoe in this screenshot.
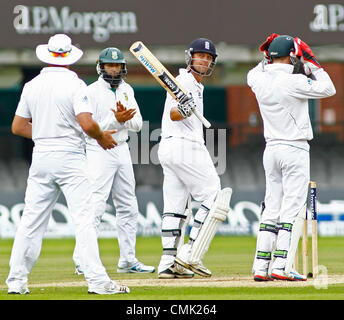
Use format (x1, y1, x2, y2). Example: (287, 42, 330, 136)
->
(8, 285, 30, 295)
(117, 261, 155, 274)
(75, 265, 84, 275)
(88, 280, 130, 295)
(175, 244, 211, 277)
(158, 263, 194, 279)
(253, 270, 274, 282)
(189, 261, 212, 277)
(271, 268, 307, 281)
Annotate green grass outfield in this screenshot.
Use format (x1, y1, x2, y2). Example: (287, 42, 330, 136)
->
(0, 236, 343, 301)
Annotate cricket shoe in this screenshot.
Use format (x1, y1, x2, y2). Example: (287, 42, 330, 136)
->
(175, 246, 212, 277)
(253, 270, 274, 282)
(8, 285, 30, 295)
(189, 261, 212, 277)
(174, 243, 192, 270)
(117, 261, 155, 274)
(75, 265, 84, 275)
(271, 268, 307, 281)
(88, 280, 130, 295)
(158, 263, 194, 279)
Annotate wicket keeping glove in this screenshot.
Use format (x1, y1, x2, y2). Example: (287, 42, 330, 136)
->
(177, 93, 196, 119)
(293, 37, 321, 75)
(259, 33, 279, 63)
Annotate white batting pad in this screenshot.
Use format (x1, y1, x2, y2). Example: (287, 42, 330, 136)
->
(284, 203, 307, 274)
(189, 188, 232, 264)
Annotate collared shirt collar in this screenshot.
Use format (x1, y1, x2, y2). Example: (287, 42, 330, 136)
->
(40, 66, 75, 74)
(97, 76, 112, 89)
(97, 76, 124, 92)
(265, 63, 294, 74)
(179, 68, 204, 89)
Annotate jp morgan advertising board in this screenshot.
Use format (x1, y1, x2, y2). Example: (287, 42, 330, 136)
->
(0, 0, 343, 48)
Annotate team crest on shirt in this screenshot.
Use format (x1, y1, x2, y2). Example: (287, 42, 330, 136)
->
(82, 95, 88, 103)
(123, 92, 129, 101)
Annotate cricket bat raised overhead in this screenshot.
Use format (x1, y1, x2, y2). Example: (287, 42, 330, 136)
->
(129, 41, 211, 128)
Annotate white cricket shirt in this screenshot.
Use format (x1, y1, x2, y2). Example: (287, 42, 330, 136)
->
(161, 68, 205, 144)
(84, 77, 142, 147)
(247, 62, 336, 147)
(15, 67, 92, 152)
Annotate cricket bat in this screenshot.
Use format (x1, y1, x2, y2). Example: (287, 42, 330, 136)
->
(129, 41, 211, 128)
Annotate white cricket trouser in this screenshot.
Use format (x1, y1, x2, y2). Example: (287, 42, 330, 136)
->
(6, 151, 111, 289)
(253, 143, 310, 273)
(157, 137, 221, 273)
(73, 143, 138, 268)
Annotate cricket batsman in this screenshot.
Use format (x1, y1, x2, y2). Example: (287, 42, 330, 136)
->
(157, 38, 233, 279)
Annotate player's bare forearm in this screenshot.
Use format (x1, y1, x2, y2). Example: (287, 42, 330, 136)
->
(170, 107, 184, 121)
(77, 112, 117, 150)
(77, 112, 103, 139)
(11, 115, 32, 139)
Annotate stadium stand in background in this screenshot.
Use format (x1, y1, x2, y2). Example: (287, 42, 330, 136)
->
(1, 2, 344, 201)
(1, 134, 344, 193)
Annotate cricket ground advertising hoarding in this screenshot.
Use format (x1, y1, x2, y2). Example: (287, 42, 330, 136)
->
(0, 0, 343, 49)
(0, 188, 344, 239)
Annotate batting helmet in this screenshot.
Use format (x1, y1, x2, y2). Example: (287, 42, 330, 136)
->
(185, 38, 217, 76)
(96, 47, 127, 87)
(268, 35, 295, 58)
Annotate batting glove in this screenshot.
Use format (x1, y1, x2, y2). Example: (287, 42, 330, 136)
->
(259, 33, 279, 63)
(177, 94, 196, 119)
(293, 37, 321, 75)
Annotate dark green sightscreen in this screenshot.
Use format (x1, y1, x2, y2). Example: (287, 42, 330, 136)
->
(0, 89, 20, 127)
(133, 85, 227, 125)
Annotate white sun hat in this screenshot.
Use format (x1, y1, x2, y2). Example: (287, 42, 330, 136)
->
(36, 34, 83, 66)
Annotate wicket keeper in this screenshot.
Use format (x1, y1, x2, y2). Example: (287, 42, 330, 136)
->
(248, 34, 336, 281)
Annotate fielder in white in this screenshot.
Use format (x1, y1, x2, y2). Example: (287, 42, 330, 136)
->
(247, 34, 336, 281)
(73, 47, 155, 274)
(157, 38, 232, 279)
(6, 34, 129, 295)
